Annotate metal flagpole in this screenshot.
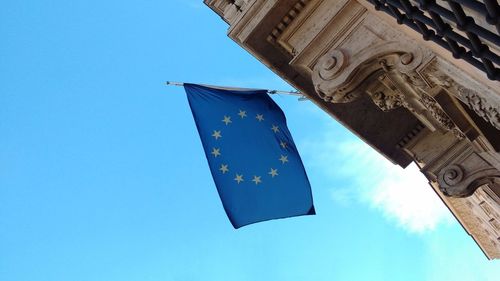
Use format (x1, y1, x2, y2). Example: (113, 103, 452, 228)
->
(165, 81, 307, 100)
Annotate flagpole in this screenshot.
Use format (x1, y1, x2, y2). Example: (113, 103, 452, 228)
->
(165, 81, 306, 99)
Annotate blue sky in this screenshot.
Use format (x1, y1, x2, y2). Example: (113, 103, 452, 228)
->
(1, 1, 499, 280)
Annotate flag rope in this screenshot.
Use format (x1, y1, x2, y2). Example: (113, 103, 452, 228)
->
(165, 81, 306, 99)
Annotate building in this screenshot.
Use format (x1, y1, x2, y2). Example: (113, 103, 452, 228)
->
(204, 0, 500, 259)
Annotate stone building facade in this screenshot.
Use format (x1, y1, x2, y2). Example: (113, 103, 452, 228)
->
(204, 0, 500, 259)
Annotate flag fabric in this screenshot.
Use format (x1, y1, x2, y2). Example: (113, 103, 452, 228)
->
(184, 83, 315, 228)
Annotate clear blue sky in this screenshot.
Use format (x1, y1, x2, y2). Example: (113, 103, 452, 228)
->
(1, 1, 498, 280)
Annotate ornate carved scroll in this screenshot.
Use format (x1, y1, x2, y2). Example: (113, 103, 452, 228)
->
(312, 41, 466, 137)
(437, 155, 500, 198)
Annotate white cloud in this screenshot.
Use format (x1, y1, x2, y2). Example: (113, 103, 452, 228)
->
(300, 129, 453, 233)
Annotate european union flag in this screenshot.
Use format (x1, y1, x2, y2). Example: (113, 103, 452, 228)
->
(184, 83, 315, 228)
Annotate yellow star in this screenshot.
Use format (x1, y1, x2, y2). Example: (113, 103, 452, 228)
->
(280, 141, 287, 149)
(256, 114, 264, 122)
(252, 175, 262, 185)
(268, 168, 278, 178)
(212, 130, 222, 140)
(271, 125, 279, 133)
(211, 148, 221, 157)
(219, 164, 229, 174)
(234, 174, 244, 184)
(222, 115, 232, 125)
(279, 155, 288, 164)
(238, 110, 247, 118)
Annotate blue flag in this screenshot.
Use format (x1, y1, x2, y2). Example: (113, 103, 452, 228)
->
(184, 84, 315, 228)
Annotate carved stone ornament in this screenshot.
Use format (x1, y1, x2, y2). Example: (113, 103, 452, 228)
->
(458, 86, 500, 130)
(312, 41, 465, 137)
(316, 49, 347, 82)
(313, 49, 351, 103)
(417, 60, 500, 132)
(419, 93, 465, 139)
(370, 91, 402, 111)
(221, 0, 249, 23)
(438, 163, 500, 197)
(312, 41, 424, 104)
(439, 164, 464, 187)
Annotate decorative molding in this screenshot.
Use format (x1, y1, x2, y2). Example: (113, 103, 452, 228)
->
(312, 41, 422, 103)
(417, 59, 500, 130)
(316, 49, 346, 80)
(418, 93, 465, 139)
(267, 0, 310, 54)
(224, 0, 251, 24)
(312, 42, 468, 138)
(419, 58, 454, 90)
(396, 123, 425, 149)
(458, 86, 500, 130)
(436, 151, 500, 197)
(204, 0, 251, 24)
(439, 164, 465, 188)
(269, 0, 366, 69)
(369, 90, 402, 112)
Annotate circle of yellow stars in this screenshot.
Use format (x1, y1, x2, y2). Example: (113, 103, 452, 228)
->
(209, 109, 289, 186)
